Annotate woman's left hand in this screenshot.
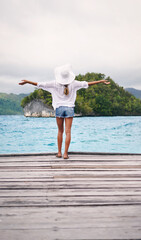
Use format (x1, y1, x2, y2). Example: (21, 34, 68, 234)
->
(101, 80, 110, 85)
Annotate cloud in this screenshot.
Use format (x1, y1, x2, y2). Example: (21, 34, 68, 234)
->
(0, 0, 141, 93)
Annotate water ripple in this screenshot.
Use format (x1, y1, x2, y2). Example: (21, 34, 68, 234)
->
(0, 115, 141, 154)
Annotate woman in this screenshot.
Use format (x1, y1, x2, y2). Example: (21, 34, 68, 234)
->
(19, 64, 110, 159)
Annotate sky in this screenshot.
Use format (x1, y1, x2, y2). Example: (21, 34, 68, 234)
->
(0, 0, 141, 94)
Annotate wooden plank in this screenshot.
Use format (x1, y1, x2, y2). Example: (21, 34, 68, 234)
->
(0, 172, 141, 181)
(0, 177, 141, 182)
(1, 228, 141, 240)
(0, 153, 141, 160)
(0, 181, 141, 189)
(0, 206, 141, 239)
(1, 205, 141, 227)
(0, 189, 141, 197)
(1, 196, 141, 207)
(1, 163, 141, 169)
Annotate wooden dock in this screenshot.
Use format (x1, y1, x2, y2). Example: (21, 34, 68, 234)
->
(0, 152, 141, 240)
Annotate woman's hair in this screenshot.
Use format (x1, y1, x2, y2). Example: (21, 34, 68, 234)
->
(64, 85, 69, 95)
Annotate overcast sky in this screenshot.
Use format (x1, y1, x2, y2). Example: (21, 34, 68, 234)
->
(0, 0, 141, 94)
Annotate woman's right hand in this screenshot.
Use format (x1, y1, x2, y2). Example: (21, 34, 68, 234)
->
(19, 80, 29, 85)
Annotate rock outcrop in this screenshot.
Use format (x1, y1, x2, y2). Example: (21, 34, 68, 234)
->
(23, 100, 55, 117)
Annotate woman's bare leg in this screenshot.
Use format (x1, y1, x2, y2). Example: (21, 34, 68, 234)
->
(64, 117, 73, 159)
(56, 117, 64, 157)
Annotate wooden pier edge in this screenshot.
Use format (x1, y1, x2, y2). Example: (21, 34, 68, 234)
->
(0, 151, 141, 157)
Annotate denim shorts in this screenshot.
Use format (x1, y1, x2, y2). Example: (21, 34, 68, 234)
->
(55, 106, 74, 118)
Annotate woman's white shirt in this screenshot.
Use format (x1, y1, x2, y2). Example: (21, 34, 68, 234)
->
(37, 80, 88, 110)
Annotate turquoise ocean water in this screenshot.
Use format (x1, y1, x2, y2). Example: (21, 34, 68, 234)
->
(0, 115, 141, 154)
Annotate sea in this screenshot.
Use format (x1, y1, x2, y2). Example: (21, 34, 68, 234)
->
(0, 115, 141, 154)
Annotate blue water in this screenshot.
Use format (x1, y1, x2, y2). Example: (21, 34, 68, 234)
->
(0, 115, 141, 154)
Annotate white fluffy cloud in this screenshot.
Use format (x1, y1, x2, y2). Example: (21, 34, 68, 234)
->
(0, 0, 141, 93)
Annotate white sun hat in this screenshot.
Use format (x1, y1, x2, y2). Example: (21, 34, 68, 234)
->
(55, 64, 75, 85)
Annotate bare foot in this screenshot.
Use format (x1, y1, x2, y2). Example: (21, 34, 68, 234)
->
(63, 153, 69, 159)
(56, 153, 62, 158)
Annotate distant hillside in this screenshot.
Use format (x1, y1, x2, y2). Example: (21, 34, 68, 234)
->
(21, 73, 141, 116)
(0, 93, 29, 115)
(125, 88, 141, 99)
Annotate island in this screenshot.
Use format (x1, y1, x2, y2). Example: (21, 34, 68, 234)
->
(21, 73, 141, 116)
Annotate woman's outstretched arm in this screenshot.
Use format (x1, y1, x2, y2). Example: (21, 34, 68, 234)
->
(19, 80, 37, 86)
(88, 79, 110, 86)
